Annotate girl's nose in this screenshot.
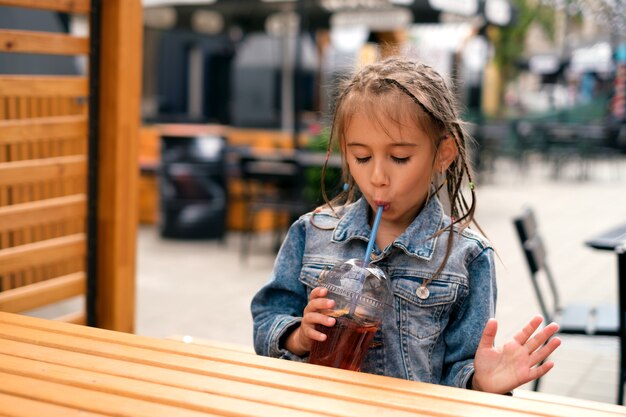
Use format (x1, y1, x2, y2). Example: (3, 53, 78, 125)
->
(370, 160, 389, 187)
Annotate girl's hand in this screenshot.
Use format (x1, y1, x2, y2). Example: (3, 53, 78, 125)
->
(285, 287, 336, 356)
(472, 315, 561, 394)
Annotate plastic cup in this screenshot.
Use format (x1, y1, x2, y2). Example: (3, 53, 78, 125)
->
(308, 259, 392, 371)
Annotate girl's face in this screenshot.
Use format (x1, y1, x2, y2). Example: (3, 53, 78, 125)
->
(344, 111, 441, 229)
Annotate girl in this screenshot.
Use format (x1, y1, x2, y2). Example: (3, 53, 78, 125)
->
(251, 57, 560, 394)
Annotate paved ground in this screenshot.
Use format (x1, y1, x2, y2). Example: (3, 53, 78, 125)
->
(135, 154, 626, 404)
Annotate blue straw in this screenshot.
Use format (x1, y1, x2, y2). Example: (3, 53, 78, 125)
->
(363, 205, 384, 266)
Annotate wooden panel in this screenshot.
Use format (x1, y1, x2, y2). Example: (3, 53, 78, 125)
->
(0, 29, 88, 55)
(0, 0, 90, 13)
(0, 271, 85, 313)
(0, 2, 90, 325)
(96, 0, 142, 332)
(0, 76, 88, 97)
(0, 155, 86, 186)
(0, 233, 85, 275)
(0, 194, 86, 232)
(0, 115, 87, 144)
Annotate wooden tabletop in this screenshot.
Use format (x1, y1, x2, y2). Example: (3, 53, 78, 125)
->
(0, 312, 624, 417)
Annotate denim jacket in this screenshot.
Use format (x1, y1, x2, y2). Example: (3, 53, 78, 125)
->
(251, 196, 496, 389)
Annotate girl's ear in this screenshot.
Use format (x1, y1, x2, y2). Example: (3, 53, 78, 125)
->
(437, 135, 458, 173)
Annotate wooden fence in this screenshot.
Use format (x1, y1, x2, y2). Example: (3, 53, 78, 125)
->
(0, 0, 141, 332)
(0, 0, 91, 324)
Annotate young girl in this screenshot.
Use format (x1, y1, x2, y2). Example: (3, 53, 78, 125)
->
(251, 57, 561, 394)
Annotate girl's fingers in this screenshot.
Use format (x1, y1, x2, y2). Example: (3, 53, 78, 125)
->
(309, 286, 328, 300)
(513, 315, 544, 346)
(528, 360, 555, 383)
(478, 318, 498, 350)
(529, 337, 562, 367)
(303, 312, 336, 328)
(301, 313, 335, 342)
(305, 328, 327, 342)
(524, 322, 560, 353)
(304, 297, 334, 314)
(303, 287, 336, 342)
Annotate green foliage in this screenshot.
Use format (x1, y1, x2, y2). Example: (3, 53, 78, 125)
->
(491, 0, 556, 108)
(303, 126, 343, 208)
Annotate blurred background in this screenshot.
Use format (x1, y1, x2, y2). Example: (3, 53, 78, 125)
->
(1, 0, 625, 405)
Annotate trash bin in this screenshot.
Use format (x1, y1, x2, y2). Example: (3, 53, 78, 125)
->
(159, 135, 227, 239)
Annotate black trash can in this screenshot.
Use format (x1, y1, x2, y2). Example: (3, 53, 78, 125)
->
(159, 135, 227, 239)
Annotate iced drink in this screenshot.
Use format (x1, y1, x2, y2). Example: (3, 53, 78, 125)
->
(309, 311, 379, 371)
(307, 259, 391, 371)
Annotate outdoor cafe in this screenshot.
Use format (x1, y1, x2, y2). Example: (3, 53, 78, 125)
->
(1, 0, 626, 415)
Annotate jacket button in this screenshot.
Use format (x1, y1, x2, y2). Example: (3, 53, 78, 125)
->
(416, 286, 430, 299)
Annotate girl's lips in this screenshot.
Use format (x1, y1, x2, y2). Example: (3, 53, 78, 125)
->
(374, 200, 391, 211)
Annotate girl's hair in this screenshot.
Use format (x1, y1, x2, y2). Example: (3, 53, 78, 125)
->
(318, 57, 479, 280)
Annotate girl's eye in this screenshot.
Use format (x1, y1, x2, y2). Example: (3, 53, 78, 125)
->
(354, 156, 371, 164)
(391, 156, 410, 164)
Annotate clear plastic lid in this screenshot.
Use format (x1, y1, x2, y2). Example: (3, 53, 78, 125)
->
(318, 259, 393, 313)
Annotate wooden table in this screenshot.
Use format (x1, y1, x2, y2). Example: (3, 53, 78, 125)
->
(1, 312, 625, 417)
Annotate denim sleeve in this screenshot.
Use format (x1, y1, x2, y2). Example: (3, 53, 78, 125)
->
(441, 246, 497, 388)
(251, 218, 309, 361)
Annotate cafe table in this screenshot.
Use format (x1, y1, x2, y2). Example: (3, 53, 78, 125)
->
(1, 312, 625, 417)
(585, 221, 626, 405)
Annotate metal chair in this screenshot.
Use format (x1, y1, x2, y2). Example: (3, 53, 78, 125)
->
(513, 207, 620, 395)
(238, 153, 309, 260)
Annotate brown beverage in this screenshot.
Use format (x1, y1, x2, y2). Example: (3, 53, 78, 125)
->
(309, 313, 379, 371)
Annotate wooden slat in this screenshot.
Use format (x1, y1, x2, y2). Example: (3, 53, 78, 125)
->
(0, 29, 88, 55)
(512, 388, 626, 415)
(0, 155, 86, 186)
(0, 354, 324, 417)
(0, 372, 217, 417)
(0, 76, 88, 97)
(0, 392, 107, 417)
(0, 271, 84, 313)
(0, 0, 90, 13)
(7, 97, 18, 118)
(0, 115, 87, 145)
(0, 88, 4, 118)
(166, 335, 255, 354)
(1, 314, 624, 417)
(0, 233, 85, 275)
(0, 194, 86, 233)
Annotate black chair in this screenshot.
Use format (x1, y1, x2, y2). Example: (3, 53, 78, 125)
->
(474, 121, 510, 176)
(513, 207, 620, 395)
(238, 153, 309, 260)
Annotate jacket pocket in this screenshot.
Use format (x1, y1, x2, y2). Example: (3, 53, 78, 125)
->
(298, 262, 334, 291)
(393, 274, 460, 340)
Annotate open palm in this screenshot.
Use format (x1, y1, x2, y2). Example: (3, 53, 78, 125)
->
(472, 316, 561, 394)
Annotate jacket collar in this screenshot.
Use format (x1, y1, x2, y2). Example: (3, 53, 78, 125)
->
(331, 196, 445, 260)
